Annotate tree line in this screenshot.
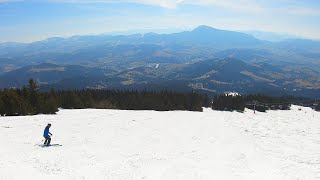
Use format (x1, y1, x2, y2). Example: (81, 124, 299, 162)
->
(1, 80, 318, 116)
(212, 94, 320, 112)
(0, 80, 210, 116)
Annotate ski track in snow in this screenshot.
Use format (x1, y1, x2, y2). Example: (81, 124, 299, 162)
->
(0, 105, 319, 180)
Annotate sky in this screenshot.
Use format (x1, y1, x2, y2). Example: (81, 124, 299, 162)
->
(0, 0, 320, 42)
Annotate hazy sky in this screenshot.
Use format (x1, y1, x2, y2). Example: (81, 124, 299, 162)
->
(1, 0, 320, 42)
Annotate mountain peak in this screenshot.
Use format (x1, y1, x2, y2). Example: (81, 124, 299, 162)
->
(192, 25, 218, 32)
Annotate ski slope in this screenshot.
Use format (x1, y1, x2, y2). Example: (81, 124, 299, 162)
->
(0, 105, 319, 179)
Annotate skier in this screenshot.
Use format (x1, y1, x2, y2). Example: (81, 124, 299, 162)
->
(43, 123, 52, 146)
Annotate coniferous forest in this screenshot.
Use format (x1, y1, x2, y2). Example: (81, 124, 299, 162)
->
(0, 80, 210, 116)
(0, 79, 319, 116)
(212, 94, 319, 112)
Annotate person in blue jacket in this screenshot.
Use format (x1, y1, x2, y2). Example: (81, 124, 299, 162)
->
(43, 123, 52, 146)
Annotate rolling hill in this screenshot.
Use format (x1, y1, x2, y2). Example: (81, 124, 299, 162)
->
(0, 25, 319, 97)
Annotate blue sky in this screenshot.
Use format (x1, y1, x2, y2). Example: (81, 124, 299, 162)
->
(0, 0, 320, 42)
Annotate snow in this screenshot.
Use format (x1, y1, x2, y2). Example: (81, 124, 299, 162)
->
(0, 105, 320, 179)
(225, 92, 240, 96)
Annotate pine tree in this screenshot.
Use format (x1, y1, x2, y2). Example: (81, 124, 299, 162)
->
(0, 91, 4, 116)
(41, 89, 59, 114)
(27, 79, 40, 114)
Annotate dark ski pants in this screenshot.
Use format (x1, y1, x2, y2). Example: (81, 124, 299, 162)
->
(44, 136, 51, 146)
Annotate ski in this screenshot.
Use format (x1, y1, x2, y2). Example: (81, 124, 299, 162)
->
(38, 144, 62, 147)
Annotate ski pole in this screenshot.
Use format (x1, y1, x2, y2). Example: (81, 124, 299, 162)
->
(34, 139, 45, 146)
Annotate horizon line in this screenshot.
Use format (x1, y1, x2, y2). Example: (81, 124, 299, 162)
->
(0, 25, 316, 44)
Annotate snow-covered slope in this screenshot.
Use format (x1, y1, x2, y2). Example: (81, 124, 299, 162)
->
(0, 106, 319, 179)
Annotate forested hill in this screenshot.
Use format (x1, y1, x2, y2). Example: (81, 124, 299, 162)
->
(0, 26, 320, 98)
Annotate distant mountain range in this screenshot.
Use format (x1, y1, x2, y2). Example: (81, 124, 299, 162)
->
(0, 25, 319, 97)
(244, 31, 300, 42)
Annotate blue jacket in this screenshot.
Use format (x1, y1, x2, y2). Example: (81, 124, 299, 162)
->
(43, 126, 52, 138)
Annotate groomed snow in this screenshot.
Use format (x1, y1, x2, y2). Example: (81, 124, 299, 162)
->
(0, 105, 319, 179)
